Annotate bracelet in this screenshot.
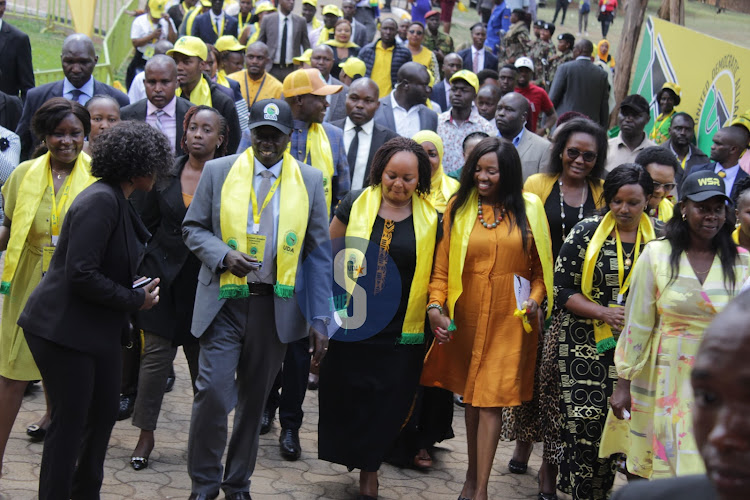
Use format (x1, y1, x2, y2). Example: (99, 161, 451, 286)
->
(426, 303, 443, 314)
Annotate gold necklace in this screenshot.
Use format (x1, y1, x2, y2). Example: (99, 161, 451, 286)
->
(623, 244, 636, 267)
(50, 168, 70, 180)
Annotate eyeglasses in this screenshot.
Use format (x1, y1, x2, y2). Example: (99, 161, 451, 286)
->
(565, 147, 597, 163)
(653, 181, 677, 192)
(408, 30, 423, 35)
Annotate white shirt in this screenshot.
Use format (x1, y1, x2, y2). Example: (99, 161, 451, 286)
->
(390, 91, 421, 139)
(443, 79, 451, 108)
(245, 157, 282, 281)
(344, 117, 375, 190)
(275, 13, 294, 65)
(62, 77, 95, 105)
(715, 162, 740, 198)
(128, 71, 147, 103)
(130, 13, 175, 56)
(471, 46, 485, 72)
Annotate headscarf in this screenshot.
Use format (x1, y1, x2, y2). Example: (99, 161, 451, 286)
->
(412, 130, 459, 213)
(597, 39, 615, 69)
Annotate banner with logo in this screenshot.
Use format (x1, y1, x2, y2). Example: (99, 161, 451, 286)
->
(67, 0, 97, 38)
(630, 16, 750, 153)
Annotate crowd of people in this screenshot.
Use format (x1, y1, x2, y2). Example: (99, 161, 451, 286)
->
(1, 0, 750, 499)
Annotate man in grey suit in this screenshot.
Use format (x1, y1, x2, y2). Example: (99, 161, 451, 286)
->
(496, 92, 551, 180)
(374, 62, 438, 137)
(548, 39, 609, 128)
(332, 78, 400, 190)
(182, 98, 331, 500)
(310, 45, 348, 123)
(341, 0, 369, 48)
(258, 0, 311, 82)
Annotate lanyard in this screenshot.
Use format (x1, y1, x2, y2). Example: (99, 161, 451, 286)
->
(250, 174, 281, 232)
(239, 12, 251, 26)
(47, 167, 74, 237)
(212, 16, 225, 36)
(614, 225, 642, 304)
(245, 73, 266, 107)
(651, 110, 674, 138)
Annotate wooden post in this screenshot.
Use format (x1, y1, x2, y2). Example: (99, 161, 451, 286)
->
(658, 0, 670, 19)
(611, 0, 650, 127)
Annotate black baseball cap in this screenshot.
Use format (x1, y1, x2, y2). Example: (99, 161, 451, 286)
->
(680, 171, 730, 203)
(558, 33, 575, 45)
(619, 94, 650, 115)
(248, 99, 293, 135)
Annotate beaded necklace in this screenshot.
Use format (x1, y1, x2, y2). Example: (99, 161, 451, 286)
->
(558, 178, 586, 239)
(477, 196, 505, 229)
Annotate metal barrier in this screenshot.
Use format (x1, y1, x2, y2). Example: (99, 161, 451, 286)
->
(9, 0, 138, 86)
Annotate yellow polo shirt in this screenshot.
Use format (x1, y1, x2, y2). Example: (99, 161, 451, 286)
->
(371, 41, 394, 98)
(227, 70, 283, 107)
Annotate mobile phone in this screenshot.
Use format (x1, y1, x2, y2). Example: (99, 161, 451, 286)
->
(133, 276, 153, 289)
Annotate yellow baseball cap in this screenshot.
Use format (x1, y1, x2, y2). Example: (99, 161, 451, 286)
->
(283, 68, 342, 97)
(215, 35, 245, 53)
(660, 82, 682, 106)
(339, 57, 366, 79)
(148, 0, 168, 18)
(167, 36, 208, 61)
(302, 0, 317, 6)
(293, 48, 313, 65)
(450, 69, 479, 94)
(254, 1, 276, 14)
(732, 109, 750, 135)
(322, 4, 343, 16)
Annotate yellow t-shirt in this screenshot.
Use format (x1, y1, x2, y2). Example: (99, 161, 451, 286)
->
(371, 41, 394, 98)
(227, 70, 284, 107)
(412, 47, 432, 70)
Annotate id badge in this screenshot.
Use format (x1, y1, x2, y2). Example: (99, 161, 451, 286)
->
(42, 246, 55, 275)
(246, 233, 266, 265)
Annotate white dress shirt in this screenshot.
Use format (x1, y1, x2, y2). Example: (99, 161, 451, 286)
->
(471, 46, 485, 72)
(390, 91, 421, 139)
(275, 13, 294, 65)
(344, 117, 375, 190)
(715, 162, 740, 198)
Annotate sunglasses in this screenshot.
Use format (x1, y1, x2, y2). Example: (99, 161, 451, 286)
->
(566, 147, 597, 163)
(653, 181, 677, 191)
(408, 30, 424, 35)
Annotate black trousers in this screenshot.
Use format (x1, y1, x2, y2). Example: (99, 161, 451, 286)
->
(265, 336, 310, 430)
(25, 332, 121, 500)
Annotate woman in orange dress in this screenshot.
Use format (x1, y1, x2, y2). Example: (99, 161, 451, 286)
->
(421, 137, 553, 500)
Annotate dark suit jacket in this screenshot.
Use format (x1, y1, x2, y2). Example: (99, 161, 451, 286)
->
(689, 161, 749, 202)
(0, 20, 34, 100)
(18, 181, 150, 355)
(331, 117, 400, 186)
(258, 13, 310, 63)
(325, 76, 348, 124)
(373, 96, 438, 134)
(458, 46, 498, 73)
(191, 12, 239, 45)
(120, 96, 194, 153)
(203, 76, 241, 154)
(350, 18, 369, 48)
(663, 139, 710, 190)
(431, 79, 450, 113)
(549, 58, 609, 127)
(611, 475, 717, 500)
(16, 79, 130, 160)
(0, 90, 22, 131)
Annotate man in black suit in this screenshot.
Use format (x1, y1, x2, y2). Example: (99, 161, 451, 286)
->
(341, 0, 369, 49)
(167, 36, 241, 153)
(121, 55, 194, 154)
(612, 290, 750, 500)
(373, 62, 438, 137)
(431, 52, 462, 112)
(332, 78, 399, 190)
(688, 126, 748, 201)
(0, 0, 34, 100)
(0, 89, 21, 131)
(258, 0, 311, 82)
(458, 24, 499, 74)
(191, 0, 239, 45)
(15, 34, 129, 160)
(548, 38, 609, 127)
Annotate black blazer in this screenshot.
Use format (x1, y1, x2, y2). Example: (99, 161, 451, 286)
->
(16, 79, 130, 160)
(431, 79, 450, 113)
(0, 90, 22, 131)
(458, 47, 498, 73)
(690, 161, 749, 202)
(331, 118, 400, 186)
(18, 181, 150, 355)
(191, 12, 239, 45)
(120, 96, 194, 153)
(0, 20, 34, 100)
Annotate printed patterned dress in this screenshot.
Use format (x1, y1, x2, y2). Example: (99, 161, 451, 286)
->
(599, 239, 750, 479)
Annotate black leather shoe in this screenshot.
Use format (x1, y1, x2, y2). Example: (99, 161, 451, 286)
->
(117, 394, 135, 421)
(187, 493, 219, 500)
(165, 366, 176, 393)
(260, 408, 274, 435)
(224, 493, 251, 500)
(279, 428, 301, 461)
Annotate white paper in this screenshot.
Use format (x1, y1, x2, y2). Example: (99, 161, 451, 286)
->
(513, 274, 531, 311)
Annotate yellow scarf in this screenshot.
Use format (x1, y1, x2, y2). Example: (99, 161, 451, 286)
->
(318, 27, 333, 44)
(302, 123, 334, 213)
(581, 211, 655, 353)
(218, 149, 309, 298)
(183, 6, 203, 37)
(345, 185, 437, 344)
(655, 197, 674, 222)
(216, 69, 230, 88)
(248, 22, 261, 44)
(325, 39, 359, 49)
(177, 76, 212, 107)
(0, 152, 96, 294)
(413, 130, 459, 213)
(311, 17, 322, 29)
(447, 190, 554, 326)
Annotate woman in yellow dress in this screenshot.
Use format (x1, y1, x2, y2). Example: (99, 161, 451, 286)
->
(421, 137, 553, 500)
(0, 98, 95, 479)
(405, 21, 440, 87)
(601, 170, 750, 479)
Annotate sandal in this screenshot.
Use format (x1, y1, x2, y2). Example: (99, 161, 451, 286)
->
(508, 459, 528, 474)
(130, 456, 149, 471)
(26, 423, 47, 442)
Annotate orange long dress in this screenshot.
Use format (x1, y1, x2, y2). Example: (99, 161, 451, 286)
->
(420, 206, 546, 407)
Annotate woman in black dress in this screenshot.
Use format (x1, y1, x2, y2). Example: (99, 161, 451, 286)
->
(129, 106, 229, 470)
(319, 137, 438, 500)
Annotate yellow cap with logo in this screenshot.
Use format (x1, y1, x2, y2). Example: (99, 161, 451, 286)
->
(215, 35, 245, 53)
(339, 57, 366, 79)
(283, 68, 343, 97)
(450, 70, 479, 94)
(167, 36, 208, 61)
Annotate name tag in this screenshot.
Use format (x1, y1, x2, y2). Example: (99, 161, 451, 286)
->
(247, 233, 266, 265)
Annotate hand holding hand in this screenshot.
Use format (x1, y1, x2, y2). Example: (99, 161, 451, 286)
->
(428, 308, 453, 344)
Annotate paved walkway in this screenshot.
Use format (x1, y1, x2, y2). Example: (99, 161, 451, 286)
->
(0, 351, 567, 499)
